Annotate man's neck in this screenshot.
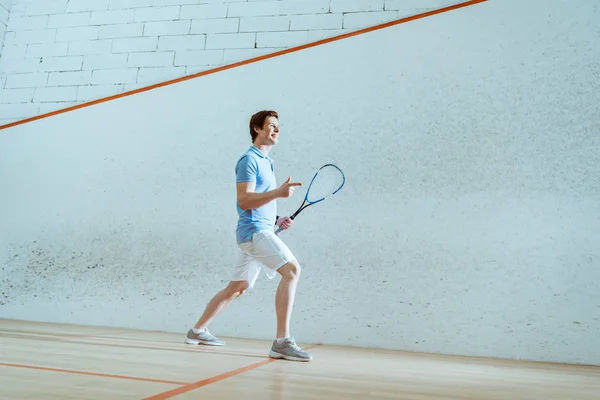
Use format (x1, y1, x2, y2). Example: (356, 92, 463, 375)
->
(253, 142, 272, 156)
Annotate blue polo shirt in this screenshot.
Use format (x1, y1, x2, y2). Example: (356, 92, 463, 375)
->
(235, 146, 277, 244)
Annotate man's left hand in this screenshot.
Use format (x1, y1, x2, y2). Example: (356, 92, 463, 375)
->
(276, 216, 293, 230)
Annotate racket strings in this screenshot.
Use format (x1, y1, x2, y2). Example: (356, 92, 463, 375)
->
(306, 166, 344, 203)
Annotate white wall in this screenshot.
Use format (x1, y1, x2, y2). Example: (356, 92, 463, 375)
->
(0, 0, 11, 63)
(1, 0, 599, 366)
(0, 0, 456, 126)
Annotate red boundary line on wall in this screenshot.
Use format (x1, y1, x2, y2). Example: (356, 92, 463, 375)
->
(0, 0, 487, 132)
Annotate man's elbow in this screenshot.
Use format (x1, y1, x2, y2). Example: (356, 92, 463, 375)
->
(238, 197, 249, 210)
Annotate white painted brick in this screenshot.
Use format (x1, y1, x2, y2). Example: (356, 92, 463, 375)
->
(227, 2, 281, 17)
(279, 1, 330, 15)
(34, 86, 78, 102)
(91, 68, 138, 84)
(180, 4, 227, 19)
(385, 0, 451, 13)
(56, 26, 99, 42)
(37, 56, 83, 73)
(0, 4, 9, 23)
(6, 15, 48, 31)
(143, 20, 190, 36)
(0, 103, 39, 118)
(27, 43, 69, 57)
(222, 47, 278, 64)
(14, 29, 56, 45)
(121, 83, 146, 91)
(66, 0, 109, 13)
(0, 23, 6, 44)
(5, 72, 48, 88)
(330, 0, 384, 13)
(191, 18, 239, 34)
(290, 14, 343, 30)
(174, 49, 223, 66)
(38, 102, 80, 114)
(205, 33, 254, 49)
(127, 51, 174, 68)
(184, 65, 214, 75)
(109, 0, 153, 10)
(2, 30, 15, 47)
(0, 24, 6, 47)
(154, 0, 198, 6)
(342, 11, 399, 29)
(7, 2, 22, 14)
(68, 40, 113, 56)
(136, 66, 185, 84)
(1, 45, 28, 59)
(0, 57, 42, 73)
(113, 36, 158, 53)
(77, 84, 124, 101)
(99, 23, 144, 38)
(0, 76, 5, 89)
(47, 70, 92, 86)
(25, 2, 67, 17)
(48, 12, 91, 28)
(158, 35, 205, 51)
(307, 28, 349, 42)
(256, 31, 309, 48)
(90, 9, 135, 25)
(0, 88, 35, 103)
(83, 53, 128, 70)
(239, 16, 290, 32)
(134, 6, 181, 22)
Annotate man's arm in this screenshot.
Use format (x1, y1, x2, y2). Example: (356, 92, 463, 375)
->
(237, 177, 302, 211)
(237, 181, 279, 210)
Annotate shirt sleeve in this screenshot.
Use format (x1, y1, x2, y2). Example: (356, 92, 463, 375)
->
(235, 155, 258, 183)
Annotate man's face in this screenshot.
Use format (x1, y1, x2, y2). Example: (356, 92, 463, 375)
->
(255, 116, 280, 145)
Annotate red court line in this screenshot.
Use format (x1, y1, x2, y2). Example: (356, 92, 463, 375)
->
(142, 344, 321, 400)
(0, 362, 189, 385)
(0, 0, 487, 132)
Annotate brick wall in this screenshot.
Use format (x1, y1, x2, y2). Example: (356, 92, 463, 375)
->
(0, 0, 454, 125)
(0, 0, 11, 90)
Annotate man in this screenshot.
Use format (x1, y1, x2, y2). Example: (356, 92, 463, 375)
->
(185, 110, 313, 362)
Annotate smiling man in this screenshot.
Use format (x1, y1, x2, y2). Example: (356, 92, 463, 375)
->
(185, 110, 313, 362)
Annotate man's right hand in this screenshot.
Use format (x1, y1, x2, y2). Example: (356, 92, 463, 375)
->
(277, 177, 302, 198)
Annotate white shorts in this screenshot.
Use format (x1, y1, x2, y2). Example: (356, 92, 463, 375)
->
(231, 229, 296, 288)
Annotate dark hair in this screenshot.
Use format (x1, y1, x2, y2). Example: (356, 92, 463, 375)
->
(249, 110, 278, 142)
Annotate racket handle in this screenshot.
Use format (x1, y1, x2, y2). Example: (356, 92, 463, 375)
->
(275, 225, 283, 235)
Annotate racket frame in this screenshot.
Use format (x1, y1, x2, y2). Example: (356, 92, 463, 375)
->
(275, 163, 345, 234)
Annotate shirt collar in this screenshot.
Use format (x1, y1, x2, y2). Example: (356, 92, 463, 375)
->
(249, 146, 272, 161)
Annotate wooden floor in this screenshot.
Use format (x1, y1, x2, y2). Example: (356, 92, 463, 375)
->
(1, 319, 598, 399)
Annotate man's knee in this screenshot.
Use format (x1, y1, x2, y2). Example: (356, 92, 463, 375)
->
(226, 280, 249, 298)
(278, 260, 301, 281)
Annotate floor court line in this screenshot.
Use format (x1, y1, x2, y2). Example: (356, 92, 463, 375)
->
(142, 344, 322, 400)
(0, 329, 140, 338)
(0, 362, 190, 385)
(1, 331, 269, 359)
(0, 0, 487, 131)
(61, 335, 272, 358)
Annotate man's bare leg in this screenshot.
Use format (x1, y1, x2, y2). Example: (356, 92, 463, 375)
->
(269, 261, 312, 361)
(275, 261, 300, 338)
(185, 280, 248, 346)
